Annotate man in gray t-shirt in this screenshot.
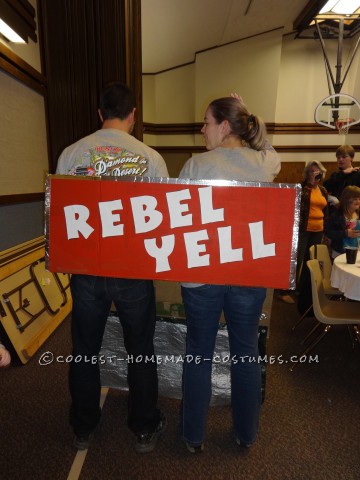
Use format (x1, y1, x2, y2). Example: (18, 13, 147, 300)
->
(57, 82, 168, 454)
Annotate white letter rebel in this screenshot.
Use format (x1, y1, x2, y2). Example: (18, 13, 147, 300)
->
(144, 235, 175, 272)
(249, 221, 276, 259)
(98, 200, 124, 237)
(64, 205, 94, 239)
(199, 186, 224, 224)
(131, 195, 163, 233)
(166, 189, 193, 228)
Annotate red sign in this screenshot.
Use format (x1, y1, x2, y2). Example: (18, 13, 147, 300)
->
(46, 176, 300, 289)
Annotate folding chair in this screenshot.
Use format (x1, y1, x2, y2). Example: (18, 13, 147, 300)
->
(290, 259, 360, 371)
(292, 244, 342, 331)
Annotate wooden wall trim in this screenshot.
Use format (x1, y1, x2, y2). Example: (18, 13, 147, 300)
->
(0, 193, 44, 205)
(266, 123, 360, 134)
(0, 41, 46, 91)
(274, 145, 360, 152)
(144, 121, 360, 136)
(153, 145, 360, 154)
(0, 236, 44, 267)
(0, 55, 45, 94)
(39, 0, 137, 173)
(144, 122, 200, 134)
(142, 60, 194, 76)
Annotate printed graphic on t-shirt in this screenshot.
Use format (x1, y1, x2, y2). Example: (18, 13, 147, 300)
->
(69, 146, 149, 177)
(343, 218, 359, 248)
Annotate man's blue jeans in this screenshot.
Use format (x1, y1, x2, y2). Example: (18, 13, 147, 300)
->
(181, 284, 266, 446)
(69, 274, 160, 436)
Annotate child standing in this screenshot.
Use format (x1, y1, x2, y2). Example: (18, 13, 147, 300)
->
(325, 185, 360, 258)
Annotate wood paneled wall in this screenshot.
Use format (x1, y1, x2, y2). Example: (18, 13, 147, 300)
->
(274, 162, 339, 184)
(38, 0, 142, 172)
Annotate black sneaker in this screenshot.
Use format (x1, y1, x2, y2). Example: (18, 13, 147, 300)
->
(185, 442, 204, 453)
(73, 433, 93, 451)
(135, 413, 167, 453)
(235, 437, 252, 448)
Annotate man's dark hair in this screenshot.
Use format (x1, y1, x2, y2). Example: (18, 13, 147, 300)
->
(336, 144, 355, 159)
(99, 82, 135, 120)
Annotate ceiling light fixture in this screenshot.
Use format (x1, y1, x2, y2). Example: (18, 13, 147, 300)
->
(320, 0, 360, 15)
(0, 17, 26, 43)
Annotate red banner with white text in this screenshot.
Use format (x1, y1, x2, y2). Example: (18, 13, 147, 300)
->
(46, 176, 300, 289)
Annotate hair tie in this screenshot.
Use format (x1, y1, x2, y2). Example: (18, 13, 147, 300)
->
(248, 114, 255, 124)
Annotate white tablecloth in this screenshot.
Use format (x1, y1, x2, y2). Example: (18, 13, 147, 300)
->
(331, 254, 360, 301)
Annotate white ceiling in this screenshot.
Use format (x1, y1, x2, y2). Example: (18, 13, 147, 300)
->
(141, 0, 311, 73)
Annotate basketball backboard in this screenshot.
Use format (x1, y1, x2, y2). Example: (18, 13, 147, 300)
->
(314, 93, 360, 132)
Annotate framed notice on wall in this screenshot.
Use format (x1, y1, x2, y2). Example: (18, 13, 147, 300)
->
(0, 71, 48, 197)
(45, 175, 301, 289)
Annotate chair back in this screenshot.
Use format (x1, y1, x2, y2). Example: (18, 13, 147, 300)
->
(309, 244, 332, 281)
(306, 259, 328, 323)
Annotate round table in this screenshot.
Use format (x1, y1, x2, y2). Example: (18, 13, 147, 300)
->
(331, 253, 360, 301)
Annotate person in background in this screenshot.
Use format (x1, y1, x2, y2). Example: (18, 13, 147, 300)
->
(324, 185, 360, 258)
(296, 161, 328, 288)
(277, 291, 295, 304)
(56, 82, 169, 453)
(278, 160, 328, 304)
(323, 145, 360, 203)
(0, 341, 11, 367)
(294, 161, 329, 317)
(178, 93, 280, 453)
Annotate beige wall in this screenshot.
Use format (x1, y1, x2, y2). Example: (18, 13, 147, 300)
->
(156, 64, 195, 123)
(142, 75, 156, 122)
(0, 71, 48, 195)
(194, 30, 283, 122)
(275, 36, 350, 123)
(143, 64, 195, 123)
(348, 35, 360, 103)
(142, 30, 360, 163)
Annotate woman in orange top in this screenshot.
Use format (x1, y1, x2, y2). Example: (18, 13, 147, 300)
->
(297, 161, 328, 286)
(279, 160, 328, 304)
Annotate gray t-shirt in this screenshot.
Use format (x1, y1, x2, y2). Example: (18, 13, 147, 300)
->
(56, 128, 169, 178)
(179, 142, 280, 183)
(179, 142, 281, 287)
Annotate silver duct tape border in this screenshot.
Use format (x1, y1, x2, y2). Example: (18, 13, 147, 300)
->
(44, 175, 51, 271)
(44, 174, 301, 288)
(100, 314, 268, 405)
(290, 184, 302, 290)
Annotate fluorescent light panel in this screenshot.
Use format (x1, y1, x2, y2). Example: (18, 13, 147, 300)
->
(320, 0, 360, 15)
(0, 18, 26, 43)
(320, 0, 338, 13)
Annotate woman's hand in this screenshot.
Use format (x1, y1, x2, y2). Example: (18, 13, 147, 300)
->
(230, 93, 245, 105)
(346, 229, 360, 238)
(343, 166, 360, 174)
(307, 169, 321, 185)
(0, 346, 11, 367)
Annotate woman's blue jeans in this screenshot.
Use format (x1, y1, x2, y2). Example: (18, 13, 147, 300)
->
(181, 284, 266, 446)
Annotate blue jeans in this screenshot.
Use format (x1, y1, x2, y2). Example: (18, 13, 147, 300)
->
(69, 274, 160, 436)
(181, 284, 266, 446)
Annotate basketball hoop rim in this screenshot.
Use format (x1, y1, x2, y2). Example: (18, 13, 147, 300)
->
(335, 117, 354, 135)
